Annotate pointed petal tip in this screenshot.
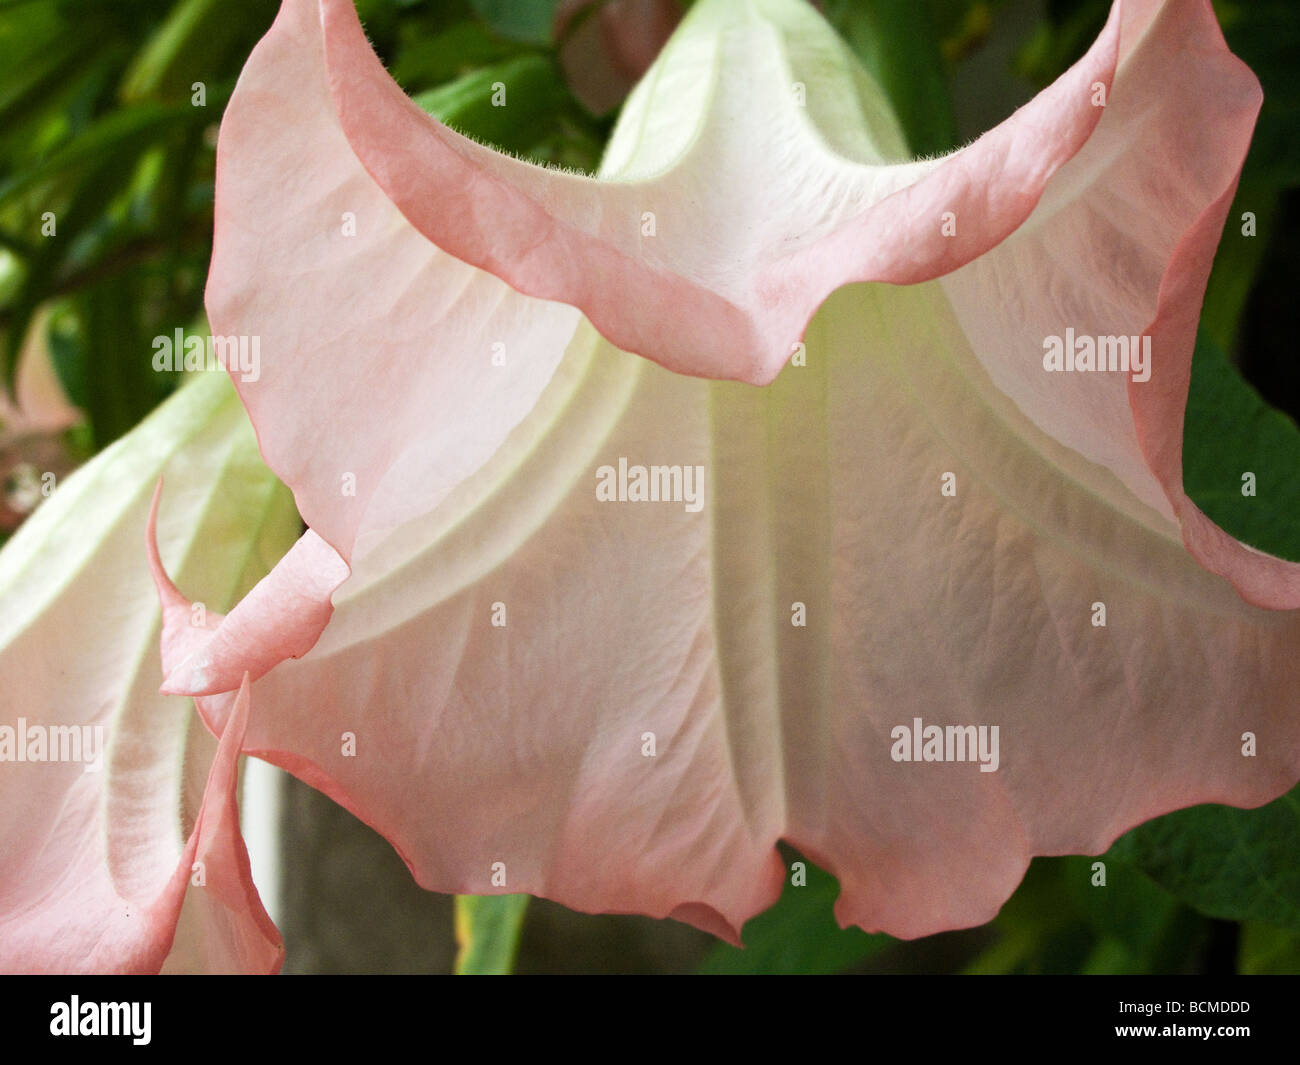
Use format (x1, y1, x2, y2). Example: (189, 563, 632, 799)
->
(176, 673, 285, 973)
(145, 478, 187, 614)
(668, 901, 744, 947)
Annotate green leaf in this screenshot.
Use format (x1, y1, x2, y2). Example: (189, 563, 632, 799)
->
(0, 103, 195, 210)
(119, 0, 222, 101)
(1215, 1, 1300, 191)
(1011, 0, 1108, 89)
(698, 858, 890, 974)
(3, 180, 135, 390)
(391, 19, 527, 90)
(1108, 783, 1300, 933)
(1199, 180, 1277, 356)
(961, 857, 1210, 974)
(0, 248, 25, 305)
(1061, 856, 1181, 959)
(44, 303, 87, 410)
(454, 894, 530, 974)
(1238, 921, 1300, 974)
(823, 0, 958, 156)
(0, 16, 87, 126)
(412, 55, 571, 154)
(469, 0, 560, 45)
(77, 276, 174, 446)
(929, 0, 996, 62)
(1182, 330, 1300, 562)
(119, 0, 277, 103)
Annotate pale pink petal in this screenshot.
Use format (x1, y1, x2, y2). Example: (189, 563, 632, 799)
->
(793, 4, 1300, 932)
(314, 0, 1123, 386)
(161, 677, 283, 974)
(231, 329, 787, 941)
(213, 0, 1119, 560)
(208, 0, 583, 560)
(780, 281, 1300, 935)
(0, 373, 289, 972)
(147, 482, 349, 697)
(936, 0, 1300, 609)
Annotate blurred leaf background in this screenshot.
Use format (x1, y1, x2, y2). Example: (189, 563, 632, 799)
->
(2, 0, 1299, 973)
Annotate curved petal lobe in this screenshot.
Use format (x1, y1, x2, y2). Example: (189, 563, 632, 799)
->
(315, 0, 1122, 384)
(148, 483, 349, 698)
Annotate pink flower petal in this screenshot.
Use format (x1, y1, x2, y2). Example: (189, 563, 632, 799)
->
(313, 0, 1121, 386)
(936, 0, 1300, 610)
(231, 337, 789, 941)
(148, 482, 349, 697)
(770, 280, 1300, 936)
(209, 0, 584, 559)
(161, 677, 283, 974)
(193, 0, 1300, 941)
(0, 374, 287, 972)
